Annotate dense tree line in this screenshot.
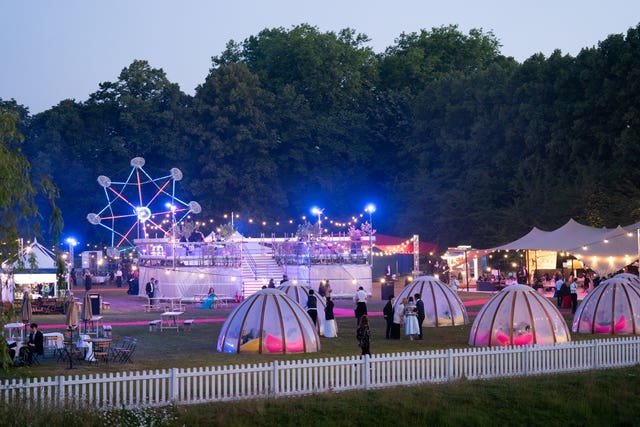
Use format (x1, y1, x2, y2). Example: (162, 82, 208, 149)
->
(3, 23, 640, 250)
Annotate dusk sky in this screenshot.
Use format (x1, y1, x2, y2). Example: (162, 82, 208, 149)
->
(1, 0, 639, 114)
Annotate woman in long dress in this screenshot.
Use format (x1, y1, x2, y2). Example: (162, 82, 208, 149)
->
(200, 287, 216, 309)
(404, 296, 419, 340)
(324, 296, 338, 338)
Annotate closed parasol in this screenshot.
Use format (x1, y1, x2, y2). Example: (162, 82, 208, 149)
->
(82, 291, 93, 333)
(21, 292, 32, 330)
(66, 299, 79, 330)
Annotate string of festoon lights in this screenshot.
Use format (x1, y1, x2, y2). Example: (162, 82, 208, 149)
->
(372, 237, 419, 256)
(144, 208, 380, 237)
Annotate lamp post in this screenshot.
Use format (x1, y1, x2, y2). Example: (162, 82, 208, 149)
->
(457, 245, 472, 292)
(365, 204, 376, 266)
(65, 237, 78, 269)
(311, 207, 324, 238)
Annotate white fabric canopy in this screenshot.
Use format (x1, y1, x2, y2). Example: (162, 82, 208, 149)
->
(490, 219, 613, 252)
(483, 219, 640, 276)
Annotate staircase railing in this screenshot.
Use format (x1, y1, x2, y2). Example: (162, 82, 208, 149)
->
(242, 243, 258, 279)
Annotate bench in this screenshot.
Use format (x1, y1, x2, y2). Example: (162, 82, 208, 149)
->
(183, 319, 194, 331)
(148, 319, 161, 332)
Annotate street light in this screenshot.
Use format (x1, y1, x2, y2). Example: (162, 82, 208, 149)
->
(311, 207, 324, 238)
(65, 237, 78, 269)
(457, 245, 472, 292)
(365, 204, 376, 266)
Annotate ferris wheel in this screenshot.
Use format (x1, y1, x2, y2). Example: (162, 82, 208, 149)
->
(87, 157, 201, 250)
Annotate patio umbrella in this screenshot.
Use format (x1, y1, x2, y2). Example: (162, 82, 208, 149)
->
(21, 292, 32, 334)
(66, 299, 79, 331)
(64, 298, 79, 368)
(82, 291, 93, 333)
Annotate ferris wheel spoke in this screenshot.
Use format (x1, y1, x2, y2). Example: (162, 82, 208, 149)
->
(145, 178, 172, 207)
(116, 219, 141, 247)
(107, 186, 139, 210)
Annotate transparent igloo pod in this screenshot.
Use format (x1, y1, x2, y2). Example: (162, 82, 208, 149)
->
(469, 284, 571, 347)
(392, 276, 468, 327)
(217, 288, 321, 354)
(572, 277, 640, 335)
(278, 281, 326, 336)
(612, 273, 640, 288)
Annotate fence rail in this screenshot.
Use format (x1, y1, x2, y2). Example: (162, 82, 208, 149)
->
(3, 337, 640, 409)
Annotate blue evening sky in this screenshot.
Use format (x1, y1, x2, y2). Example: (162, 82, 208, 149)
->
(1, 0, 639, 114)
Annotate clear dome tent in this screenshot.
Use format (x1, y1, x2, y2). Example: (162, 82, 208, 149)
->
(278, 281, 326, 336)
(469, 284, 571, 347)
(572, 276, 640, 335)
(217, 288, 321, 354)
(392, 276, 468, 327)
(612, 273, 640, 288)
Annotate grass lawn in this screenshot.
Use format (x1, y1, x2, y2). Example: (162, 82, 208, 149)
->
(2, 286, 636, 426)
(3, 287, 598, 378)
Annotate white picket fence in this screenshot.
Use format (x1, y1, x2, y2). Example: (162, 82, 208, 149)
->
(3, 336, 640, 410)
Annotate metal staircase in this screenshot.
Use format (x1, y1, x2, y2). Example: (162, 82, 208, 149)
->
(241, 241, 283, 298)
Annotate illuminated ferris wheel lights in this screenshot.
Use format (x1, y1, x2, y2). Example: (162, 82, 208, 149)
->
(88, 157, 199, 248)
(135, 206, 152, 222)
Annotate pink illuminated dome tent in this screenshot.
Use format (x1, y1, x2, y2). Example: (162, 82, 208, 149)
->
(469, 285, 571, 347)
(572, 276, 640, 335)
(278, 281, 326, 336)
(217, 288, 321, 354)
(392, 276, 468, 327)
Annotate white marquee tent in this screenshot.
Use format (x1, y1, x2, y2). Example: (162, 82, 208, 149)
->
(1, 239, 59, 302)
(480, 219, 640, 277)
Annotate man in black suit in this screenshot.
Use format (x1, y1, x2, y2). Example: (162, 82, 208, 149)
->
(25, 323, 44, 365)
(414, 293, 425, 340)
(383, 295, 395, 339)
(306, 290, 318, 326)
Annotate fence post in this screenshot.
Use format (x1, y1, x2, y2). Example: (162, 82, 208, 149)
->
(57, 375, 64, 409)
(523, 346, 529, 377)
(271, 360, 279, 397)
(593, 340, 599, 370)
(447, 349, 453, 382)
(363, 355, 370, 390)
(169, 368, 178, 403)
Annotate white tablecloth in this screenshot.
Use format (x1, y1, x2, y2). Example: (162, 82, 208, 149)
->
(43, 332, 64, 349)
(76, 334, 95, 361)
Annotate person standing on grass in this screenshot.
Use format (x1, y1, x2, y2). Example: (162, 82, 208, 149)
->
(353, 286, 368, 326)
(324, 296, 337, 338)
(570, 276, 579, 314)
(356, 315, 371, 357)
(306, 289, 318, 325)
(146, 277, 156, 306)
(404, 297, 420, 340)
(415, 293, 425, 340)
(84, 269, 92, 291)
(391, 298, 406, 339)
(555, 273, 564, 308)
(383, 294, 395, 339)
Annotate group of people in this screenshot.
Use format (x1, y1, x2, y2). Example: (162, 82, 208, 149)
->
(145, 278, 159, 306)
(382, 294, 426, 341)
(353, 288, 426, 357)
(304, 285, 338, 338)
(553, 273, 580, 314)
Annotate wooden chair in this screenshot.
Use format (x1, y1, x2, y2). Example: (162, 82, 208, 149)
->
(93, 341, 111, 365)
